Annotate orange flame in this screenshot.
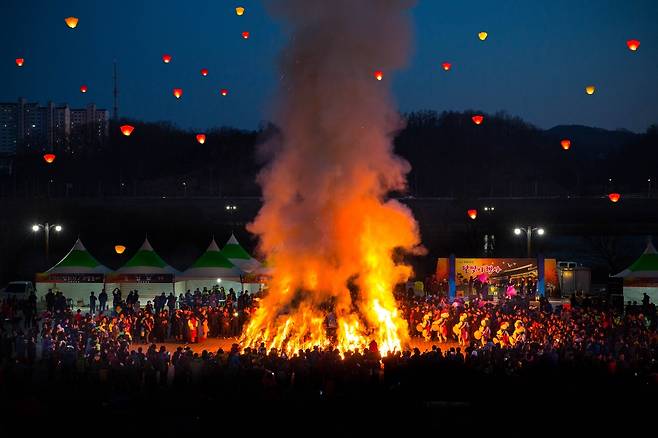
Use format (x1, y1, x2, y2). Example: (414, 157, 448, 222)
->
(240, 1, 419, 356)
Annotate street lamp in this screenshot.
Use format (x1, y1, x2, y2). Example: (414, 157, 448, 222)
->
(32, 222, 63, 262)
(514, 226, 545, 257)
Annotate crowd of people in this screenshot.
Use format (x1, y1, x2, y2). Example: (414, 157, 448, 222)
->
(1, 285, 657, 421)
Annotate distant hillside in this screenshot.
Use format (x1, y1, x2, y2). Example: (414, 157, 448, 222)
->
(3, 111, 657, 199)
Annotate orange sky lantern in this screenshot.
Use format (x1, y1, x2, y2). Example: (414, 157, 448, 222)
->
(608, 192, 621, 203)
(560, 139, 571, 150)
(201, 68, 208, 76)
(478, 31, 488, 41)
(173, 88, 183, 98)
(242, 31, 250, 39)
(472, 115, 484, 125)
(442, 62, 452, 71)
(467, 209, 477, 220)
(120, 125, 134, 136)
(585, 85, 596, 95)
(220, 88, 229, 96)
(162, 54, 172, 63)
(65, 17, 79, 29)
(114, 245, 126, 254)
(196, 134, 206, 144)
(374, 70, 383, 80)
(235, 6, 245, 16)
(80, 85, 88, 93)
(16, 58, 24, 67)
(43, 153, 56, 164)
(626, 39, 640, 51)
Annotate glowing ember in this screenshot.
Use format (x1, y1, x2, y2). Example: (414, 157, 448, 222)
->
(240, 0, 420, 357)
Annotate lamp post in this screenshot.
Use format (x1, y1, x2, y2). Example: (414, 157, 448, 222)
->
(32, 222, 62, 262)
(514, 226, 544, 257)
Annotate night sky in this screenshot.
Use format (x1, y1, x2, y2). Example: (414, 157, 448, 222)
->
(2, 0, 657, 132)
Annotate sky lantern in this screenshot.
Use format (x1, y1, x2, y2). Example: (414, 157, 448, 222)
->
(472, 115, 484, 125)
(374, 70, 383, 81)
(201, 68, 208, 76)
(442, 62, 452, 71)
(162, 54, 172, 64)
(43, 153, 56, 164)
(235, 6, 245, 16)
(80, 85, 88, 93)
(560, 139, 571, 150)
(65, 17, 79, 29)
(15, 58, 24, 67)
(608, 192, 621, 203)
(196, 134, 206, 144)
(220, 88, 229, 96)
(626, 39, 640, 51)
(173, 88, 183, 98)
(114, 245, 126, 254)
(120, 125, 134, 136)
(467, 209, 477, 220)
(242, 31, 250, 39)
(478, 31, 488, 41)
(585, 85, 596, 95)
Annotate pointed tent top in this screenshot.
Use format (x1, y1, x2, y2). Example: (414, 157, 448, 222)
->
(222, 233, 252, 260)
(46, 238, 110, 274)
(180, 238, 242, 279)
(613, 239, 658, 278)
(206, 238, 221, 252)
(116, 237, 177, 274)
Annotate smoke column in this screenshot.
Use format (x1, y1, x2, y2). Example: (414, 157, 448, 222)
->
(242, 0, 421, 354)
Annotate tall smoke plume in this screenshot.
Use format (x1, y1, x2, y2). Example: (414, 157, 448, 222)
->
(242, 0, 421, 354)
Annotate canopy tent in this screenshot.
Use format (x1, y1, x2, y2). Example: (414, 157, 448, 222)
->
(613, 240, 658, 304)
(108, 237, 183, 299)
(221, 233, 262, 273)
(35, 238, 110, 304)
(180, 238, 244, 293)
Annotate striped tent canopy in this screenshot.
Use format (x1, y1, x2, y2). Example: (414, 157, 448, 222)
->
(114, 237, 179, 275)
(46, 238, 110, 274)
(614, 241, 658, 279)
(221, 233, 262, 273)
(181, 238, 242, 279)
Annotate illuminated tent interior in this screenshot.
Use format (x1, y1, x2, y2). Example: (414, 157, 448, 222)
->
(613, 240, 658, 304)
(35, 238, 110, 305)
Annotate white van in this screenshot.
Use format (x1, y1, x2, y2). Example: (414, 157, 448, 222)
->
(0, 281, 36, 300)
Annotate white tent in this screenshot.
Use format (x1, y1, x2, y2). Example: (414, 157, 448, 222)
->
(35, 238, 110, 304)
(179, 238, 244, 293)
(108, 238, 183, 300)
(221, 233, 262, 273)
(613, 240, 658, 304)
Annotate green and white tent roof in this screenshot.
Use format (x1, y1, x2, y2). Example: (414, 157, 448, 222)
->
(46, 238, 110, 274)
(614, 241, 658, 278)
(181, 239, 242, 279)
(221, 233, 262, 273)
(114, 238, 179, 275)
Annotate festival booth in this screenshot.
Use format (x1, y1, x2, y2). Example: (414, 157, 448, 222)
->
(436, 256, 559, 299)
(613, 240, 658, 304)
(106, 238, 183, 301)
(179, 238, 244, 293)
(220, 234, 265, 294)
(35, 238, 110, 305)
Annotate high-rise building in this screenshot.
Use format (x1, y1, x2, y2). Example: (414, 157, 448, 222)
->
(0, 98, 109, 156)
